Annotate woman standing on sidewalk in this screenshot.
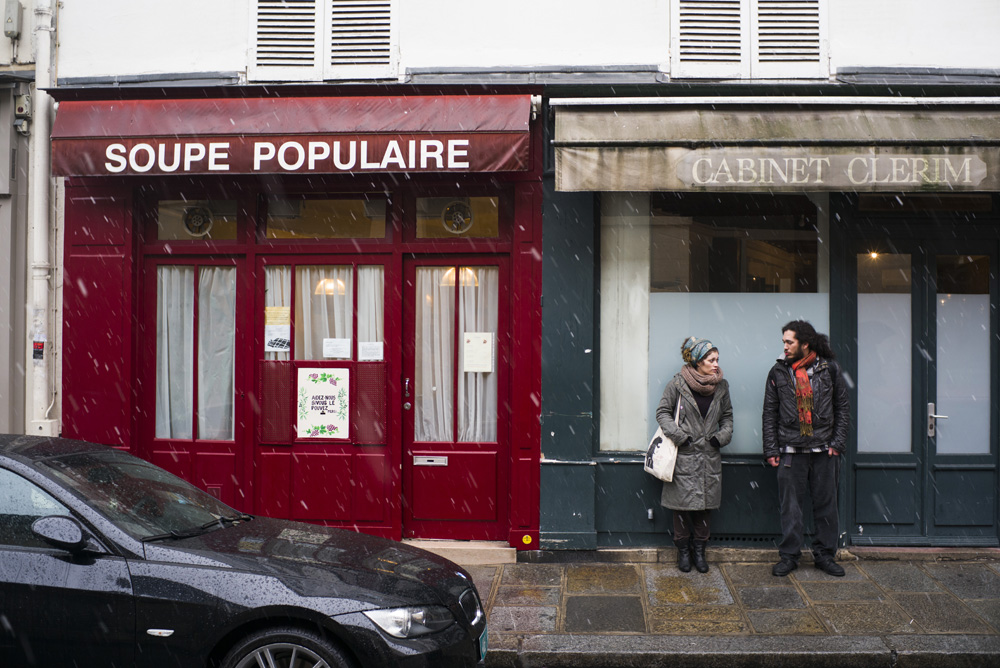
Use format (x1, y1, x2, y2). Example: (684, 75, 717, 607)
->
(656, 336, 733, 573)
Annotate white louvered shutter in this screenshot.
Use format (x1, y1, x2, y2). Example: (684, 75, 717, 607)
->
(669, 0, 827, 80)
(751, 0, 827, 78)
(671, 0, 750, 79)
(250, 0, 323, 81)
(324, 0, 396, 79)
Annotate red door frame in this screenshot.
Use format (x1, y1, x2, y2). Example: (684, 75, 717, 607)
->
(137, 255, 250, 510)
(401, 255, 511, 540)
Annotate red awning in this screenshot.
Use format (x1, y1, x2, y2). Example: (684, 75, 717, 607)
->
(51, 95, 532, 177)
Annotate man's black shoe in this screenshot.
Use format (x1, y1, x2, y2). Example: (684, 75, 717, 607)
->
(814, 559, 845, 577)
(772, 558, 798, 577)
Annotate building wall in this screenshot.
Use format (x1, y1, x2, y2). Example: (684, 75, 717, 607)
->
(55, 0, 1000, 81)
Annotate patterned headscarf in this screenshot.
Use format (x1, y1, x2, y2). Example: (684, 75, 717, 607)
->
(681, 336, 715, 366)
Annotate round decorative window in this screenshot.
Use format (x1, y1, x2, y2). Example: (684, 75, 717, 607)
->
(441, 200, 473, 235)
(183, 207, 215, 237)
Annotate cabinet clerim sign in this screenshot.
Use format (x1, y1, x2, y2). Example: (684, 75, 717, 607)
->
(678, 150, 988, 189)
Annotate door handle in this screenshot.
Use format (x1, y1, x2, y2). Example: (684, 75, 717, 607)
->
(404, 378, 410, 398)
(927, 402, 949, 437)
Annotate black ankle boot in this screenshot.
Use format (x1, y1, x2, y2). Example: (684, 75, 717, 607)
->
(692, 540, 709, 573)
(674, 539, 692, 573)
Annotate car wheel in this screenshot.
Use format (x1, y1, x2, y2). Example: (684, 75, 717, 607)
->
(221, 627, 357, 668)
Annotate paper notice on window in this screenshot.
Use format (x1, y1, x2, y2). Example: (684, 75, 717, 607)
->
(323, 338, 351, 359)
(297, 368, 349, 439)
(463, 332, 494, 373)
(358, 341, 384, 361)
(265, 306, 291, 325)
(264, 325, 291, 352)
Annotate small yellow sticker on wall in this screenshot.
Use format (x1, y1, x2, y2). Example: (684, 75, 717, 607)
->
(522, 534, 532, 545)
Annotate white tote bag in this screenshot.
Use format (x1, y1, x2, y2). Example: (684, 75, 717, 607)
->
(644, 395, 681, 482)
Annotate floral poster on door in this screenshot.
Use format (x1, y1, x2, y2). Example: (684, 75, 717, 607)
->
(297, 368, 350, 439)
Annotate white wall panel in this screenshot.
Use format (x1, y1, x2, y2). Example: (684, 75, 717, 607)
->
(829, 0, 1000, 70)
(398, 0, 668, 69)
(57, 0, 249, 79)
(52, 0, 1000, 80)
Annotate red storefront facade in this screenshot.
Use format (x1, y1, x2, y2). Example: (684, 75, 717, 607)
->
(53, 93, 543, 549)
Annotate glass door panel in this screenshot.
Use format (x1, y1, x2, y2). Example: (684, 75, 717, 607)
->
(414, 267, 455, 442)
(155, 266, 194, 439)
(935, 255, 991, 455)
(458, 266, 498, 442)
(197, 267, 236, 440)
(155, 265, 236, 441)
(857, 253, 912, 453)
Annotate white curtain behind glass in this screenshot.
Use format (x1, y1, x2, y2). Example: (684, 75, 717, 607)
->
(458, 267, 498, 441)
(198, 267, 236, 441)
(296, 266, 353, 359)
(265, 265, 291, 361)
(358, 266, 384, 344)
(156, 267, 194, 439)
(415, 267, 454, 441)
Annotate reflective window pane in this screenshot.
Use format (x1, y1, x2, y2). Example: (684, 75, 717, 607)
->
(936, 255, 990, 455)
(649, 194, 817, 293)
(857, 253, 912, 453)
(416, 197, 499, 239)
(266, 198, 386, 239)
(157, 200, 237, 241)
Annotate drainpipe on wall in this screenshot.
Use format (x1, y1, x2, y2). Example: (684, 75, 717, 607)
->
(28, 0, 56, 437)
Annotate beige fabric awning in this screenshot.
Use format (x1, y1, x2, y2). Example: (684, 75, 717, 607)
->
(554, 101, 1000, 192)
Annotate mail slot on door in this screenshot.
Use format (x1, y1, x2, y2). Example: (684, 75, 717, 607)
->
(414, 456, 448, 467)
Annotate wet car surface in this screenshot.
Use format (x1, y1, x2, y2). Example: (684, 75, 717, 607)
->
(0, 435, 487, 667)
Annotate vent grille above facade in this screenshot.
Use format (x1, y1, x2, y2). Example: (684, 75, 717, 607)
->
(677, 0, 743, 64)
(671, 0, 827, 79)
(756, 0, 821, 62)
(254, 0, 319, 69)
(250, 0, 396, 82)
(330, 1, 392, 66)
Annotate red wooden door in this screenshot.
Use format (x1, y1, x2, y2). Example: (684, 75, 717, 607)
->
(402, 256, 510, 540)
(139, 257, 248, 508)
(251, 256, 396, 538)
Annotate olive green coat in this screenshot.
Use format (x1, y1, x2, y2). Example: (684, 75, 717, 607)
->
(655, 373, 733, 511)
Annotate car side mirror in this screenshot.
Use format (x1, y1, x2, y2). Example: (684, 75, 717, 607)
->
(31, 515, 98, 554)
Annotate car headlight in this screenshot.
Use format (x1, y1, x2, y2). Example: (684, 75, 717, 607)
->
(363, 606, 455, 638)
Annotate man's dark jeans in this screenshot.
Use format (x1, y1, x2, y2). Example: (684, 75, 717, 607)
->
(776, 451, 841, 561)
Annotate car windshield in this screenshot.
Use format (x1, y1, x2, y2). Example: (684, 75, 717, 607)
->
(37, 449, 241, 540)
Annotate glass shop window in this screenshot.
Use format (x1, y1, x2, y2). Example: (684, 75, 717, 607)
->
(416, 196, 499, 239)
(156, 200, 238, 241)
(265, 197, 387, 239)
(599, 193, 828, 456)
(264, 265, 384, 361)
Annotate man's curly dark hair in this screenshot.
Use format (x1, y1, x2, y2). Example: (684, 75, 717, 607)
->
(782, 320, 835, 359)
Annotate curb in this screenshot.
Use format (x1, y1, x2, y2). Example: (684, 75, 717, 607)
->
(485, 634, 1000, 668)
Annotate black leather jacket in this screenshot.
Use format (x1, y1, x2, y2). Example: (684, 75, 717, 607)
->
(761, 356, 850, 459)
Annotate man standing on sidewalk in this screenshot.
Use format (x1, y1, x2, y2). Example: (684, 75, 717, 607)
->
(762, 320, 850, 578)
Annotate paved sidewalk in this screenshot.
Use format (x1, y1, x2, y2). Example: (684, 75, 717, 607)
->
(464, 548, 1000, 667)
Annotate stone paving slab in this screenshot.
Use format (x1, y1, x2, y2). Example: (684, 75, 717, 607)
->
(482, 556, 1000, 667)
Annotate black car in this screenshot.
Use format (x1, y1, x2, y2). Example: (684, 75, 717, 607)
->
(0, 435, 487, 667)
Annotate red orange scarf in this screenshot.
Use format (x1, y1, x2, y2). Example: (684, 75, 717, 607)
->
(792, 351, 818, 436)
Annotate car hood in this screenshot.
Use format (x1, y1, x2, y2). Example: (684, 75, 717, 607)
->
(141, 517, 475, 611)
